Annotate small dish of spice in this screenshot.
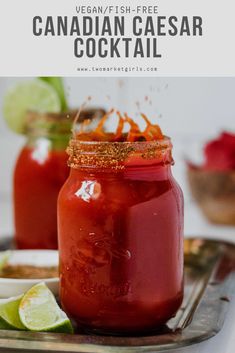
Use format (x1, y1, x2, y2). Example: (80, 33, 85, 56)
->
(187, 131, 235, 224)
(0, 250, 59, 298)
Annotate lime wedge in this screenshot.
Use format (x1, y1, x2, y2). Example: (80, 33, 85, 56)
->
(39, 77, 68, 112)
(19, 282, 73, 333)
(3, 80, 61, 134)
(0, 295, 26, 330)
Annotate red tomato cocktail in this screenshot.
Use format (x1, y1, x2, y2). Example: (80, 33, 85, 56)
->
(14, 146, 69, 249)
(14, 111, 71, 249)
(58, 112, 184, 334)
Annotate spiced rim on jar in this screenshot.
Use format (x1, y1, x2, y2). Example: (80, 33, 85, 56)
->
(68, 109, 174, 170)
(25, 108, 106, 137)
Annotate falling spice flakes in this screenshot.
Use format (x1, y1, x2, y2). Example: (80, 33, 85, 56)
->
(144, 96, 152, 107)
(118, 79, 125, 88)
(135, 96, 153, 111)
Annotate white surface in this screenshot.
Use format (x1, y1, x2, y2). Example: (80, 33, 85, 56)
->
(185, 202, 235, 242)
(6, 250, 58, 268)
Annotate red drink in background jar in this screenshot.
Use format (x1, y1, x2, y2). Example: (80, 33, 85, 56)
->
(14, 109, 104, 249)
(58, 113, 184, 334)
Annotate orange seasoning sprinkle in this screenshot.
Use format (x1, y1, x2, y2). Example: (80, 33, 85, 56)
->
(73, 109, 164, 142)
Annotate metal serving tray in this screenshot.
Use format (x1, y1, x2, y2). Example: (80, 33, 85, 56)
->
(0, 237, 234, 353)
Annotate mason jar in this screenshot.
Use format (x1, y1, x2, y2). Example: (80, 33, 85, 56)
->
(14, 109, 104, 249)
(58, 137, 184, 334)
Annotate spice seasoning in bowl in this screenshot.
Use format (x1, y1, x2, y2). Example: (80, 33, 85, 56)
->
(0, 250, 59, 298)
(187, 131, 235, 224)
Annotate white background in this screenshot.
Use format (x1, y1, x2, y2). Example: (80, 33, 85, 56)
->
(1, 77, 235, 353)
(0, 0, 234, 76)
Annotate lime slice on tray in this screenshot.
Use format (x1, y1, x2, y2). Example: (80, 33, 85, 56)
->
(3, 80, 61, 134)
(0, 295, 26, 330)
(19, 282, 73, 333)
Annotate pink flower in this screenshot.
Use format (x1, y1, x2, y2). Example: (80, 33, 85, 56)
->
(203, 132, 235, 171)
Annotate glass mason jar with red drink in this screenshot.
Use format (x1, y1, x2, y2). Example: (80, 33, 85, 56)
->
(14, 109, 104, 249)
(58, 112, 184, 334)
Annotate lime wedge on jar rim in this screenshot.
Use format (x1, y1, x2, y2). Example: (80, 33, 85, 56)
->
(0, 295, 26, 330)
(3, 80, 61, 134)
(19, 282, 73, 333)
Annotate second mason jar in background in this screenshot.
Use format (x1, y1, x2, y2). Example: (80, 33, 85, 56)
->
(14, 109, 104, 249)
